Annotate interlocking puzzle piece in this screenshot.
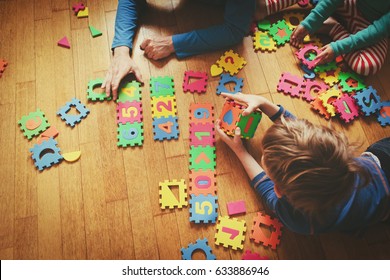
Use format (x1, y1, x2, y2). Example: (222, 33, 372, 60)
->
(219, 100, 242, 135)
(159, 179, 188, 209)
(338, 71, 366, 93)
(0, 59, 8, 77)
(190, 123, 215, 147)
(210, 64, 224, 77)
(333, 94, 360, 123)
(216, 73, 244, 95)
(18, 109, 50, 140)
(318, 68, 341, 87)
(318, 87, 342, 117)
(354, 86, 382, 116)
(257, 19, 271, 31)
(117, 122, 144, 147)
(283, 12, 305, 30)
(296, 44, 322, 70)
(181, 238, 216, 260)
(89, 25, 102, 37)
(189, 103, 214, 124)
(216, 50, 247, 76)
(253, 31, 277, 52)
(57, 98, 90, 127)
(30, 138, 63, 171)
(302, 79, 329, 102)
(237, 110, 262, 139)
(310, 96, 331, 119)
(242, 250, 269, 260)
(215, 216, 246, 250)
(62, 151, 81, 162)
(277, 72, 305, 98)
(250, 212, 283, 250)
(72, 2, 85, 14)
(268, 20, 292, 46)
(150, 76, 174, 97)
(37, 126, 59, 144)
(77, 6, 89, 18)
(377, 101, 390, 127)
(151, 96, 177, 118)
(117, 101, 142, 124)
(57, 36, 70, 48)
(227, 200, 246, 216)
(152, 116, 179, 141)
(301, 63, 316, 80)
(183, 71, 208, 93)
(189, 170, 217, 196)
(117, 81, 142, 102)
(87, 78, 111, 101)
(189, 146, 216, 171)
(189, 194, 218, 223)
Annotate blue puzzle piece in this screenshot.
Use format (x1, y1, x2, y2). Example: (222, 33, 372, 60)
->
(301, 63, 315, 80)
(152, 116, 179, 141)
(189, 194, 218, 223)
(57, 98, 90, 127)
(354, 86, 382, 116)
(30, 138, 63, 171)
(377, 101, 390, 127)
(216, 74, 244, 95)
(181, 238, 216, 260)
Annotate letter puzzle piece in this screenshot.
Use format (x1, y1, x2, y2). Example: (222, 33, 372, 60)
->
(189, 194, 218, 223)
(377, 101, 390, 127)
(30, 138, 63, 171)
(253, 31, 277, 52)
(189, 146, 216, 171)
(277, 72, 305, 98)
(183, 71, 208, 93)
(268, 20, 292, 46)
(117, 81, 142, 102)
(310, 96, 331, 119)
(302, 80, 329, 102)
(216, 73, 244, 95)
(257, 19, 271, 31)
(117, 122, 144, 147)
(89, 25, 102, 38)
(72, 2, 85, 14)
(159, 179, 188, 209)
(354, 86, 382, 116)
(236, 110, 262, 139)
(117, 101, 142, 124)
(152, 116, 179, 141)
(300, 63, 315, 80)
(318, 87, 342, 117)
(338, 71, 366, 93)
(0, 59, 8, 77)
(219, 100, 242, 135)
(250, 212, 283, 250)
(296, 44, 322, 70)
(87, 78, 111, 101)
(150, 76, 175, 97)
(18, 109, 50, 140)
(215, 216, 246, 250)
(189, 103, 214, 125)
(227, 200, 246, 216)
(242, 250, 269, 260)
(181, 238, 216, 260)
(151, 96, 177, 118)
(57, 98, 90, 127)
(189, 170, 217, 196)
(283, 12, 305, 30)
(190, 123, 215, 147)
(216, 50, 247, 76)
(333, 94, 360, 123)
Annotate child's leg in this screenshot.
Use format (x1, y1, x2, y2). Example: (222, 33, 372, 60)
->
(366, 138, 390, 183)
(329, 0, 388, 76)
(255, 0, 301, 20)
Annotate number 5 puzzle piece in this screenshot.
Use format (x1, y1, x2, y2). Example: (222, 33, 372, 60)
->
(159, 179, 188, 209)
(215, 216, 246, 250)
(189, 194, 218, 223)
(250, 212, 283, 250)
(117, 101, 142, 124)
(18, 109, 50, 140)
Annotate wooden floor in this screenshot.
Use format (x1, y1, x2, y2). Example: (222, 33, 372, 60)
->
(1, 0, 390, 260)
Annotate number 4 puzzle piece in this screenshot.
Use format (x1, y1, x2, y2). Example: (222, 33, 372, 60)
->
(215, 216, 246, 250)
(250, 212, 283, 250)
(159, 179, 188, 209)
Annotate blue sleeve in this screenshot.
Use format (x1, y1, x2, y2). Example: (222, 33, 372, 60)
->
(251, 172, 278, 212)
(172, 0, 256, 58)
(269, 105, 296, 122)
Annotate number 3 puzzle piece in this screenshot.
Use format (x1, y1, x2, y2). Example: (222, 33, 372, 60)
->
(215, 216, 246, 250)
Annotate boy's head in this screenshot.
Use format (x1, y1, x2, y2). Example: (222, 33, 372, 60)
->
(261, 118, 369, 216)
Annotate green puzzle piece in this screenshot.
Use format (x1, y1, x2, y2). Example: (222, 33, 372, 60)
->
(150, 76, 175, 97)
(117, 122, 144, 147)
(268, 20, 293, 46)
(18, 109, 50, 140)
(237, 111, 262, 139)
(117, 81, 142, 102)
(87, 78, 112, 101)
(189, 146, 216, 171)
(338, 71, 366, 93)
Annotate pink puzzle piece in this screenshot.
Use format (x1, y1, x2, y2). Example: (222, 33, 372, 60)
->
(302, 80, 329, 102)
(183, 71, 208, 93)
(296, 44, 322, 70)
(242, 250, 269, 260)
(72, 2, 85, 14)
(277, 72, 305, 98)
(58, 36, 70, 48)
(227, 200, 246, 216)
(333, 94, 360, 123)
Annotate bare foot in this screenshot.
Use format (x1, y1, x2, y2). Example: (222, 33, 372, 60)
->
(316, 17, 339, 35)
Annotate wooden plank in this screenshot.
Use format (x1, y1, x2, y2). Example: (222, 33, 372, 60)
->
(52, 0, 68, 11)
(154, 213, 182, 259)
(103, 0, 118, 12)
(0, 248, 13, 260)
(14, 216, 38, 259)
(34, 0, 52, 20)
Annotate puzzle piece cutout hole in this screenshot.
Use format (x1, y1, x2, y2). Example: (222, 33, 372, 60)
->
(346, 78, 359, 88)
(289, 16, 300, 26)
(39, 148, 56, 160)
(64, 105, 81, 116)
(168, 184, 180, 204)
(91, 85, 105, 95)
(191, 249, 207, 260)
(304, 50, 317, 61)
(259, 222, 276, 238)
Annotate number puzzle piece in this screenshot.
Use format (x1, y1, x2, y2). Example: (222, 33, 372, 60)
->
(253, 31, 277, 52)
(159, 179, 188, 209)
(189, 146, 216, 171)
(189, 170, 217, 196)
(296, 44, 322, 70)
(283, 12, 305, 30)
(216, 50, 247, 76)
(117, 122, 144, 147)
(18, 109, 50, 140)
(189, 194, 218, 223)
(242, 250, 269, 260)
(151, 96, 177, 118)
(219, 101, 242, 135)
(302, 79, 329, 102)
(250, 212, 283, 250)
(150, 76, 175, 97)
(318, 87, 342, 117)
(117, 81, 142, 102)
(152, 116, 179, 141)
(277, 72, 305, 98)
(354, 86, 382, 116)
(72, 2, 85, 14)
(30, 138, 63, 171)
(181, 238, 216, 260)
(0, 59, 8, 77)
(268, 20, 292, 46)
(338, 71, 366, 93)
(77, 7, 88, 18)
(57, 98, 90, 127)
(377, 101, 390, 127)
(237, 111, 262, 139)
(333, 94, 360, 123)
(117, 101, 142, 124)
(87, 78, 111, 101)
(189, 103, 214, 124)
(216, 73, 244, 95)
(310, 96, 331, 119)
(183, 71, 208, 93)
(190, 123, 215, 146)
(215, 216, 246, 250)
(227, 200, 246, 216)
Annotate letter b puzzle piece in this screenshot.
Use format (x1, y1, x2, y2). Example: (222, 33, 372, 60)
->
(215, 216, 246, 250)
(117, 122, 144, 147)
(159, 179, 188, 209)
(18, 109, 50, 140)
(30, 138, 63, 171)
(117, 101, 142, 124)
(250, 212, 283, 250)
(189, 194, 218, 223)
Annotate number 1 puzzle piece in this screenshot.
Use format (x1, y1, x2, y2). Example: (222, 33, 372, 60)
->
(159, 179, 188, 209)
(236, 111, 262, 139)
(268, 20, 292, 46)
(189, 194, 218, 223)
(181, 238, 216, 260)
(216, 50, 247, 76)
(215, 216, 246, 250)
(183, 71, 208, 93)
(18, 109, 50, 140)
(250, 212, 283, 250)
(30, 138, 63, 171)
(354, 86, 382, 116)
(189, 123, 215, 146)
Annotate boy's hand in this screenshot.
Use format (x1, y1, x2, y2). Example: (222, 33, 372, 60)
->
(220, 92, 264, 116)
(215, 119, 246, 155)
(290, 24, 309, 48)
(314, 44, 335, 66)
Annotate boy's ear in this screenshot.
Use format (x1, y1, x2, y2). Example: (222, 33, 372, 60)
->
(274, 185, 282, 198)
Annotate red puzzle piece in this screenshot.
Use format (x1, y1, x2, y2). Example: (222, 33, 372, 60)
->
(183, 71, 208, 93)
(250, 212, 283, 250)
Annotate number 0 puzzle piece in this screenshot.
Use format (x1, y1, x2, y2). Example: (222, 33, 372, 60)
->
(30, 138, 63, 171)
(181, 238, 216, 260)
(159, 179, 188, 209)
(354, 86, 382, 116)
(216, 50, 247, 76)
(237, 111, 262, 139)
(189, 170, 217, 196)
(250, 212, 283, 250)
(189, 194, 218, 223)
(183, 71, 208, 93)
(18, 109, 50, 140)
(215, 216, 246, 250)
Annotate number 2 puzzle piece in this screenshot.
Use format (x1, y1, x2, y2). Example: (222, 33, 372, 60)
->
(219, 101, 242, 136)
(216, 73, 244, 95)
(30, 138, 63, 171)
(159, 179, 188, 209)
(333, 94, 360, 123)
(117, 122, 144, 147)
(277, 72, 305, 98)
(189, 170, 216, 196)
(117, 80, 142, 102)
(189, 103, 214, 124)
(189, 194, 218, 223)
(215, 216, 246, 250)
(216, 50, 247, 76)
(181, 238, 216, 260)
(190, 123, 215, 146)
(250, 212, 283, 250)
(18, 109, 50, 140)
(237, 111, 262, 139)
(57, 98, 90, 127)
(377, 101, 390, 127)
(268, 20, 292, 46)
(152, 116, 179, 141)
(150, 76, 175, 97)
(354, 86, 382, 116)
(183, 71, 208, 93)
(253, 31, 277, 52)
(296, 44, 322, 70)
(117, 101, 142, 124)
(189, 146, 216, 171)
(87, 78, 111, 101)
(151, 95, 177, 118)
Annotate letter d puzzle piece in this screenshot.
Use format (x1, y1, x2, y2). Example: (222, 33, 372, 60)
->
(189, 194, 218, 223)
(30, 138, 63, 171)
(215, 216, 246, 250)
(18, 109, 50, 140)
(181, 238, 216, 260)
(250, 212, 283, 250)
(159, 179, 188, 209)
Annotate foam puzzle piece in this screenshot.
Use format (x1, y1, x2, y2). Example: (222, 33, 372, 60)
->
(268, 20, 292, 46)
(18, 109, 50, 140)
(117, 101, 142, 124)
(297, 0, 309, 7)
(250, 212, 283, 250)
(210, 64, 224, 77)
(302, 79, 329, 102)
(181, 238, 216, 260)
(159, 179, 188, 209)
(87, 78, 111, 101)
(283, 12, 305, 30)
(190, 123, 215, 147)
(150, 76, 175, 97)
(296, 44, 322, 70)
(117, 81, 142, 102)
(57, 36, 70, 48)
(318, 67, 341, 87)
(62, 151, 81, 162)
(57, 98, 90, 127)
(257, 19, 271, 31)
(189, 170, 217, 196)
(310, 96, 331, 119)
(227, 200, 246, 216)
(237, 110, 262, 139)
(117, 122, 144, 147)
(216, 50, 247, 76)
(318, 87, 342, 117)
(253, 31, 277, 52)
(354, 86, 382, 116)
(152, 116, 179, 141)
(333, 94, 360, 123)
(215, 216, 246, 250)
(151, 96, 177, 118)
(300, 63, 315, 80)
(72, 2, 85, 14)
(189, 146, 216, 171)
(77, 7, 89, 18)
(216, 73, 244, 95)
(189, 103, 214, 124)
(89, 25, 102, 37)
(242, 250, 269, 260)
(219, 100, 242, 135)
(0, 59, 8, 77)
(30, 138, 63, 171)
(37, 126, 59, 144)
(183, 71, 208, 93)
(277, 72, 305, 98)
(338, 71, 366, 93)
(189, 194, 218, 223)
(377, 101, 390, 127)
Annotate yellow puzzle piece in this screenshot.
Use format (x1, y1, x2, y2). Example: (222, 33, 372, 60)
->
(63, 151, 81, 162)
(159, 179, 188, 209)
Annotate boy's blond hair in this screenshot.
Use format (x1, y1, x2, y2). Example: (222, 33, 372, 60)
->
(261, 118, 370, 217)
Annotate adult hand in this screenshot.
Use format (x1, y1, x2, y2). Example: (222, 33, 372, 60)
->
(220, 92, 264, 116)
(290, 24, 309, 48)
(102, 46, 143, 101)
(215, 119, 246, 155)
(140, 36, 175, 60)
(314, 44, 335, 66)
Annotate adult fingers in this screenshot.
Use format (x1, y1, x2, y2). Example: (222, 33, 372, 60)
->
(140, 38, 150, 50)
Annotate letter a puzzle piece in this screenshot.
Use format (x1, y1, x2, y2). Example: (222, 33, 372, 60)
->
(117, 101, 142, 124)
(117, 81, 142, 102)
(152, 116, 179, 141)
(159, 179, 188, 209)
(333, 94, 360, 123)
(277, 72, 305, 98)
(189, 103, 214, 124)
(189, 123, 215, 146)
(117, 122, 144, 147)
(216, 73, 244, 95)
(253, 31, 277, 52)
(189, 170, 217, 196)
(181, 238, 216, 260)
(30, 138, 63, 171)
(150, 76, 175, 97)
(189, 146, 216, 171)
(87, 78, 111, 101)
(216, 50, 247, 76)
(377, 101, 390, 127)
(215, 216, 246, 250)
(189, 194, 218, 223)
(183, 71, 208, 93)
(268, 20, 292, 46)
(18, 109, 50, 140)
(236, 111, 262, 139)
(250, 212, 283, 250)
(219, 101, 242, 136)
(57, 98, 90, 127)
(354, 86, 382, 116)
